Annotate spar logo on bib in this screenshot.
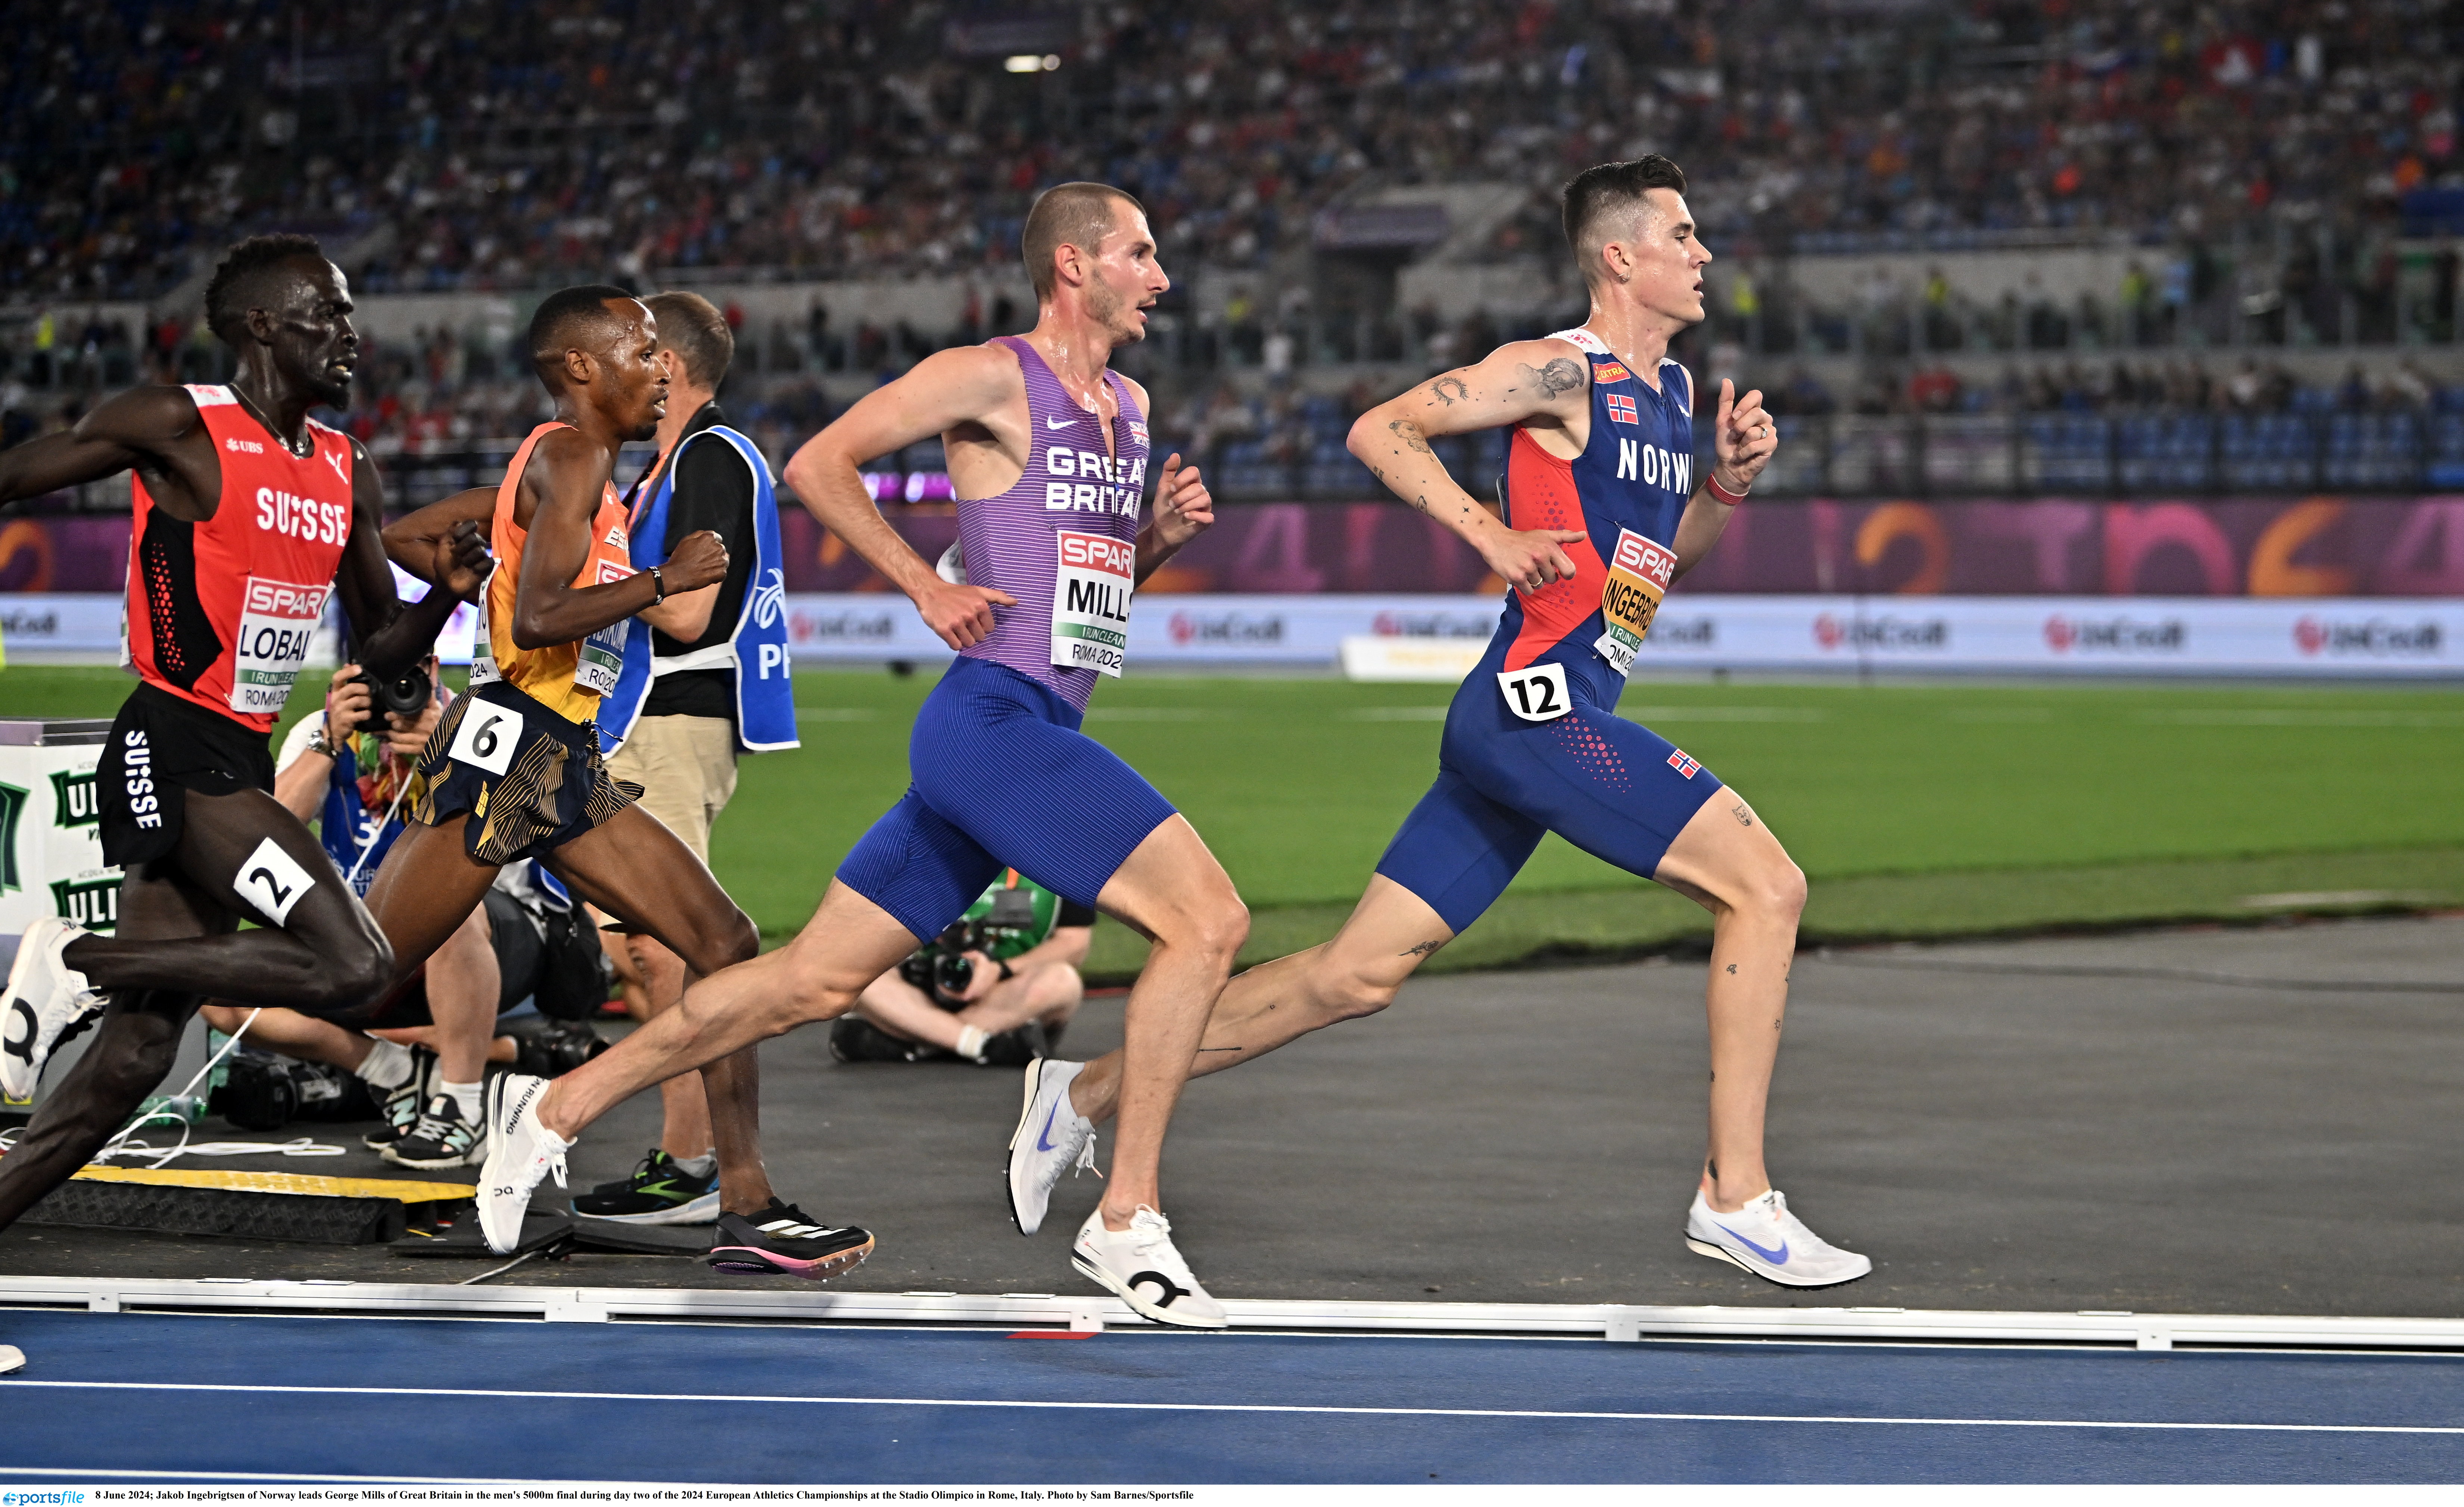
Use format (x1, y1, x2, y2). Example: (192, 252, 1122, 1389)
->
(1052, 530, 1135, 678)
(231, 577, 332, 716)
(1592, 528, 1676, 676)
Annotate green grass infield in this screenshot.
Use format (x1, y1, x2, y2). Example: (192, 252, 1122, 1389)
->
(7, 664, 2459, 978)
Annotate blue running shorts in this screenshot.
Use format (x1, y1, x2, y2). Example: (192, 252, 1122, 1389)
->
(1374, 639, 1724, 935)
(837, 657, 1179, 942)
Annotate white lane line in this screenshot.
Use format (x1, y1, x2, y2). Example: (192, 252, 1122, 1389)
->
(4, 1379, 2458, 1435)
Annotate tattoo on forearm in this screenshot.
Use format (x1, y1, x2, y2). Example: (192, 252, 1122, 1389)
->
(1399, 938, 1446, 958)
(1387, 419, 1432, 455)
(1515, 358, 1586, 397)
(1725, 963, 1737, 974)
(1428, 375, 1470, 406)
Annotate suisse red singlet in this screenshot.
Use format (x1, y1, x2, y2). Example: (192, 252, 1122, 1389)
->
(124, 384, 355, 733)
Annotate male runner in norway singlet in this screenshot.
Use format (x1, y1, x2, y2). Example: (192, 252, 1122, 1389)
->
(1014, 159, 1872, 1289)
(474, 186, 1239, 1327)
(358, 288, 867, 1279)
(0, 235, 488, 1233)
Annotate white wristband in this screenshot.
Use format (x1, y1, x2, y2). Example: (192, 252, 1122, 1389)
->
(954, 1025, 990, 1062)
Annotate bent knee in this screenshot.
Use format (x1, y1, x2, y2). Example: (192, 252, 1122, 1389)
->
(1323, 971, 1398, 1022)
(317, 934, 396, 1013)
(1744, 860, 1808, 921)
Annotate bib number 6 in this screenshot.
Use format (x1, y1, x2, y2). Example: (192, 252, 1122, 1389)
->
(1496, 662, 1571, 723)
(449, 701, 524, 776)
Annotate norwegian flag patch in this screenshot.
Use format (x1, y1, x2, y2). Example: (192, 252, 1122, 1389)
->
(1604, 393, 1639, 425)
(1667, 749, 1701, 778)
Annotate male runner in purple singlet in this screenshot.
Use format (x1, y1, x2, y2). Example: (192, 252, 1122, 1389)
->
(475, 185, 1240, 1325)
(1012, 158, 1870, 1289)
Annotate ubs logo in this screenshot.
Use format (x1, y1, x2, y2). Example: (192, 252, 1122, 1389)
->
(50, 769, 98, 828)
(224, 437, 265, 454)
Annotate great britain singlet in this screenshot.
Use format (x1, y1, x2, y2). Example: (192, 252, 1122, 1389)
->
(1489, 327, 1697, 717)
(124, 384, 355, 732)
(473, 421, 636, 726)
(956, 336, 1148, 713)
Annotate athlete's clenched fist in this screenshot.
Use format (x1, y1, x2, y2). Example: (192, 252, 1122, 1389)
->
(1479, 523, 1589, 595)
(1149, 452, 1214, 551)
(1711, 378, 1777, 494)
(664, 528, 731, 593)
(915, 578, 1018, 650)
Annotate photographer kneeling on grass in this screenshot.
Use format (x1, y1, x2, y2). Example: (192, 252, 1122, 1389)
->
(829, 869, 1093, 1067)
(200, 659, 606, 1167)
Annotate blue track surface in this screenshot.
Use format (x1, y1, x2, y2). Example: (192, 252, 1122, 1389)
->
(1, 1309, 2460, 1483)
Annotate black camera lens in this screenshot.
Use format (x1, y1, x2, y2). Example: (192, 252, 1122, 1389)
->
(353, 664, 433, 733)
(933, 952, 974, 997)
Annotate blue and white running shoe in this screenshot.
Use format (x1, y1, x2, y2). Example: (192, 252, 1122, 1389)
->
(1685, 1188, 1872, 1288)
(1007, 1058, 1097, 1236)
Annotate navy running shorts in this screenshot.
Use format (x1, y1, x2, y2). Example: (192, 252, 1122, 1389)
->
(410, 681, 641, 867)
(1374, 639, 1723, 935)
(837, 657, 1178, 943)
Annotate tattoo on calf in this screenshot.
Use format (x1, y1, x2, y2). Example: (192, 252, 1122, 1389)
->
(1399, 938, 1447, 958)
(1725, 963, 1737, 974)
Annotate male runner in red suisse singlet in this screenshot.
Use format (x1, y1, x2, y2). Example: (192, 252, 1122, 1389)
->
(0, 234, 488, 1236)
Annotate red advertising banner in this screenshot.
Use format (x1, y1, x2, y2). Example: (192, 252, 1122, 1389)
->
(8, 497, 2463, 598)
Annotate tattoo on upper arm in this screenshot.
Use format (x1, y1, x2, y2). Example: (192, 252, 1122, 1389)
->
(1387, 419, 1432, 455)
(1731, 803, 1753, 827)
(1427, 375, 1470, 406)
(1516, 358, 1586, 398)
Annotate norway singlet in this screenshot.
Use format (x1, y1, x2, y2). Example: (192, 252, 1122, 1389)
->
(955, 334, 1148, 712)
(470, 421, 636, 726)
(125, 384, 354, 731)
(1371, 327, 1725, 934)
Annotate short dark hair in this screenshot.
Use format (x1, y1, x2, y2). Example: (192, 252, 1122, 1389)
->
(1561, 158, 1689, 280)
(644, 290, 734, 390)
(1021, 183, 1146, 301)
(528, 284, 640, 382)
(203, 234, 328, 345)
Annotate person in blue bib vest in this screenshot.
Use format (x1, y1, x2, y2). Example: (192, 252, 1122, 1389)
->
(578, 290, 801, 1229)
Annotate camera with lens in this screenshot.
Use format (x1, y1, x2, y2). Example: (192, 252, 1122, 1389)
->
(900, 919, 987, 1000)
(352, 662, 433, 734)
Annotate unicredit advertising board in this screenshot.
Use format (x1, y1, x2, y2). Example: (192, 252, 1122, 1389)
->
(770, 592, 2458, 678)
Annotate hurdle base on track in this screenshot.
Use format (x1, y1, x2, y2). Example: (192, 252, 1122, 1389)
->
(2, 1274, 2459, 1352)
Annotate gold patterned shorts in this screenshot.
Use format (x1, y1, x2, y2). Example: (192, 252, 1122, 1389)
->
(411, 681, 640, 866)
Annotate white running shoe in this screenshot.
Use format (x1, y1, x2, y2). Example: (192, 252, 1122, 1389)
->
(476, 1074, 570, 1253)
(2, 917, 105, 1102)
(1685, 1188, 1872, 1288)
(1071, 1205, 1227, 1329)
(1007, 1058, 1098, 1236)
(0, 1343, 23, 1375)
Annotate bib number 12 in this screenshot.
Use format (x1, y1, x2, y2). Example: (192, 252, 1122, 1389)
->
(1496, 662, 1570, 723)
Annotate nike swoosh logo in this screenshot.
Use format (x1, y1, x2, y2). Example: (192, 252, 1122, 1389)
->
(1716, 1223, 1789, 1265)
(1046, 415, 1077, 430)
(1036, 1100, 1062, 1152)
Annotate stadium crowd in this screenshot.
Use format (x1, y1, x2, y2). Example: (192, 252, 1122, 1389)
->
(6, 0, 2458, 302)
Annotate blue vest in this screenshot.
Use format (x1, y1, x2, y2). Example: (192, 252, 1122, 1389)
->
(319, 745, 407, 898)
(599, 425, 800, 754)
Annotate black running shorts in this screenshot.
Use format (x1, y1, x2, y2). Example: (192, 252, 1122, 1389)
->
(409, 680, 639, 866)
(96, 683, 278, 869)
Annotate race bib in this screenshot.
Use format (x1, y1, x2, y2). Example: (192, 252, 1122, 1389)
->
(574, 554, 634, 697)
(448, 698, 524, 776)
(230, 577, 331, 716)
(232, 836, 317, 926)
(468, 606, 500, 686)
(1052, 530, 1133, 678)
(1592, 529, 1676, 677)
(1496, 661, 1571, 722)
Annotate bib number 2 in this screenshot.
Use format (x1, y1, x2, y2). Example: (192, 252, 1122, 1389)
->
(449, 701, 524, 776)
(1496, 662, 1570, 723)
